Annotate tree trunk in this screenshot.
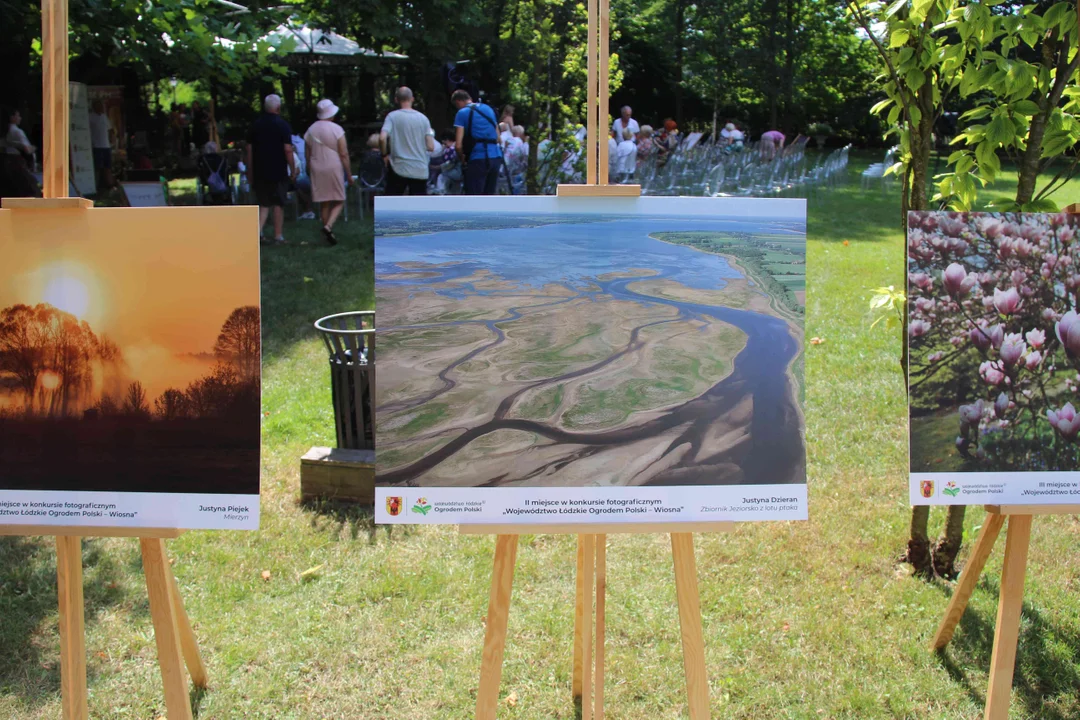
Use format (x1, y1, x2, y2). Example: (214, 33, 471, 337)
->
(903, 76, 937, 578)
(932, 504, 967, 579)
(905, 505, 933, 577)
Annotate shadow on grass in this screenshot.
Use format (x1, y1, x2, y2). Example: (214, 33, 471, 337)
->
(298, 498, 407, 545)
(190, 684, 209, 718)
(260, 215, 375, 360)
(0, 536, 130, 706)
(935, 574, 1080, 720)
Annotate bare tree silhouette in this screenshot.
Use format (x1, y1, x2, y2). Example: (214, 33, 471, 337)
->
(213, 306, 260, 381)
(123, 381, 150, 417)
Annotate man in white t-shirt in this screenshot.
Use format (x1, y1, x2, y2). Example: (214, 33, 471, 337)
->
(612, 106, 640, 139)
(380, 86, 435, 195)
(88, 100, 115, 188)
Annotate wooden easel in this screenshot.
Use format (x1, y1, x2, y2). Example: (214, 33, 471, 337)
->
(0, 1, 207, 717)
(466, 1, 729, 717)
(930, 504, 1080, 720)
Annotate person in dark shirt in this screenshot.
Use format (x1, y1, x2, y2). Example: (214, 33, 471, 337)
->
(246, 94, 298, 244)
(452, 90, 503, 195)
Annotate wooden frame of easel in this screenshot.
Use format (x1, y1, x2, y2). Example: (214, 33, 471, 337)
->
(463, 1, 729, 717)
(930, 504, 1080, 720)
(0, 1, 207, 717)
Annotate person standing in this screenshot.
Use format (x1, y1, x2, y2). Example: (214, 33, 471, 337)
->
(452, 89, 503, 195)
(612, 106, 640, 139)
(380, 87, 434, 196)
(88, 100, 114, 189)
(305, 98, 352, 246)
(247, 94, 297, 245)
(616, 128, 637, 182)
(1, 107, 39, 199)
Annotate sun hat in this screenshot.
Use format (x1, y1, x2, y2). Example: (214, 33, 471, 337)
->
(316, 99, 340, 120)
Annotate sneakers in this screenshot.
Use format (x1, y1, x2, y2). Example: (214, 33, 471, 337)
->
(299, 211, 316, 220)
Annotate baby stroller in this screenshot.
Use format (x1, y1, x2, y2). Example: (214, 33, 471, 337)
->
(196, 151, 236, 205)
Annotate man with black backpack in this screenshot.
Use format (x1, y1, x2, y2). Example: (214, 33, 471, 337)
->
(452, 90, 503, 195)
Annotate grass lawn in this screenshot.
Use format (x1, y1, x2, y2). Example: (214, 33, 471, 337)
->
(3, 154, 1080, 719)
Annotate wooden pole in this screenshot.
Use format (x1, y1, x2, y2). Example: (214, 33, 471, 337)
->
(41, 0, 69, 199)
(141, 538, 194, 720)
(56, 536, 87, 720)
(931, 513, 1006, 650)
(585, 0, 598, 185)
(594, 535, 607, 719)
(671, 533, 710, 720)
(983, 515, 1033, 720)
(476, 535, 519, 720)
(597, 0, 610, 185)
(572, 536, 585, 701)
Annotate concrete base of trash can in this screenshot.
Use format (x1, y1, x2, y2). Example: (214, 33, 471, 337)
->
(300, 446, 375, 504)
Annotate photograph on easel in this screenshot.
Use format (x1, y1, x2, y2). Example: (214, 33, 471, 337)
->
(0, 206, 261, 529)
(374, 195, 807, 524)
(909, 210, 1080, 505)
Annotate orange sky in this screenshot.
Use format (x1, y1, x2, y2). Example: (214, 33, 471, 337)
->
(0, 206, 260, 395)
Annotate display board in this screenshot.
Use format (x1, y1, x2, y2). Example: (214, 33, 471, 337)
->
(909, 210, 1080, 505)
(0, 206, 261, 529)
(374, 195, 807, 524)
(68, 81, 96, 196)
(121, 181, 168, 207)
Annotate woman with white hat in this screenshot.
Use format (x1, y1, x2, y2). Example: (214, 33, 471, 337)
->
(304, 98, 353, 245)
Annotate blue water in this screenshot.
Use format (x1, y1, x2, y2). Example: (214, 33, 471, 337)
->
(375, 217, 798, 291)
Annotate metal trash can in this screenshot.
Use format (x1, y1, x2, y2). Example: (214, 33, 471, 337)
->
(314, 311, 375, 450)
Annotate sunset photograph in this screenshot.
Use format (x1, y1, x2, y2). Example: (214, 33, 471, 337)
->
(0, 206, 261, 495)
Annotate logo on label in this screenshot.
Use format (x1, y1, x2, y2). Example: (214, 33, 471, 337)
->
(943, 481, 960, 497)
(920, 480, 935, 498)
(412, 497, 431, 515)
(386, 497, 403, 516)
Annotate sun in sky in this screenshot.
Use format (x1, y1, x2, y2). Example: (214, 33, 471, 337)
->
(34, 262, 105, 327)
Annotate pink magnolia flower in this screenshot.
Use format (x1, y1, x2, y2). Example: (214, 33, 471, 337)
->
(1048, 402, 1080, 440)
(1043, 308, 1059, 323)
(1056, 310, 1080, 355)
(1025, 328, 1046, 348)
(994, 392, 1010, 419)
(970, 322, 1004, 351)
(999, 333, 1026, 366)
(993, 287, 1022, 315)
(1059, 225, 1076, 246)
(908, 272, 933, 291)
(1025, 350, 1043, 369)
(959, 400, 985, 427)
(979, 360, 1006, 386)
(928, 351, 945, 363)
(909, 319, 931, 338)
(943, 263, 974, 296)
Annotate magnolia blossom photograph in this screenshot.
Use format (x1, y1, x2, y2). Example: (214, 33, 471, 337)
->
(908, 210, 1080, 473)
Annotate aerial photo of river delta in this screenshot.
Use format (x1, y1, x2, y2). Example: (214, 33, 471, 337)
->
(374, 197, 806, 489)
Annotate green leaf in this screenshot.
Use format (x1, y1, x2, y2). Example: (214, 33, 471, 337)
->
(1022, 198, 1060, 212)
(1010, 100, 1041, 116)
(960, 106, 992, 121)
(985, 113, 1015, 145)
(870, 99, 893, 115)
(890, 28, 911, 47)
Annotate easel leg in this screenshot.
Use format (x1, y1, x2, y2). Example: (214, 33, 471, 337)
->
(56, 536, 88, 720)
(167, 562, 208, 688)
(984, 515, 1033, 720)
(573, 535, 585, 702)
(580, 534, 595, 720)
(671, 533, 710, 720)
(476, 535, 519, 720)
(141, 538, 194, 720)
(932, 513, 1005, 650)
(594, 535, 606, 720)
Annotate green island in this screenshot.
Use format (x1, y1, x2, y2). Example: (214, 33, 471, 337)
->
(650, 231, 806, 318)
